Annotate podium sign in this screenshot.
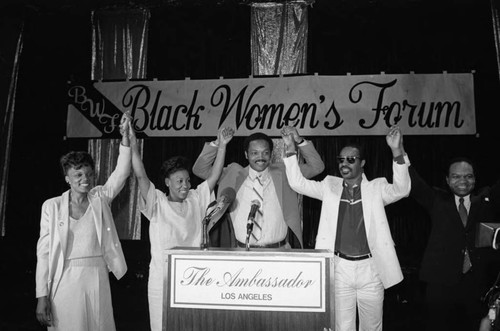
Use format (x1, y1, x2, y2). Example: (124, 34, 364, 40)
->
(170, 254, 326, 312)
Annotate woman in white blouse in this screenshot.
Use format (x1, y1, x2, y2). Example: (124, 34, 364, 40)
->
(35, 114, 131, 330)
(129, 121, 234, 331)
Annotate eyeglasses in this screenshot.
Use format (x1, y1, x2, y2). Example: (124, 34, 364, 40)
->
(337, 156, 361, 164)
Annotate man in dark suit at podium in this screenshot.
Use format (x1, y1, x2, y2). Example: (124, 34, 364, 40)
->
(409, 156, 500, 331)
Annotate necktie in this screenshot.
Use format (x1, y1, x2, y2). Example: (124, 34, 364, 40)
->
(459, 197, 472, 273)
(251, 174, 264, 242)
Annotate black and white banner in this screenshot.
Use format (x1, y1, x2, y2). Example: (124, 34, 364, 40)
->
(67, 73, 475, 138)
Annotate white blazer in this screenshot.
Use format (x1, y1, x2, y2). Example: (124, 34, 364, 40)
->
(284, 155, 411, 289)
(35, 145, 130, 298)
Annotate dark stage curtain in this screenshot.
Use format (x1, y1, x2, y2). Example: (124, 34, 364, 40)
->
(0, 16, 23, 237)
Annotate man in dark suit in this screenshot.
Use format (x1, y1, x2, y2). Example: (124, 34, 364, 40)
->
(409, 156, 500, 331)
(192, 126, 324, 249)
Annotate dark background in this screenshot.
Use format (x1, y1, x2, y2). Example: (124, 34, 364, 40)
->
(1, 0, 500, 330)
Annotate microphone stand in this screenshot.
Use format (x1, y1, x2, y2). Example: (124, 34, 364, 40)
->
(245, 222, 253, 251)
(201, 215, 210, 250)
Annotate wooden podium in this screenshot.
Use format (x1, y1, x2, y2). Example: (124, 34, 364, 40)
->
(162, 248, 334, 331)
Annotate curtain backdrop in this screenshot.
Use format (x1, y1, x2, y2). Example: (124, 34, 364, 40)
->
(90, 6, 150, 239)
(250, 1, 311, 245)
(0, 19, 24, 237)
(250, 0, 310, 161)
(250, 2, 309, 76)
(491, 0, 500, 80)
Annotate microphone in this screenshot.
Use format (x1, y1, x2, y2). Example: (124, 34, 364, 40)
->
(201, 187, 236, 249)
(203, 200, 218, 221)
(246, 199, 261, 235)
(205, 187, 236, 228)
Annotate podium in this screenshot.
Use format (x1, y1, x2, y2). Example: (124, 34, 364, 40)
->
(163, 248, 334, 331)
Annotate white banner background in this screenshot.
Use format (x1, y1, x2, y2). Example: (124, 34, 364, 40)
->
(67, 73, 475, 137)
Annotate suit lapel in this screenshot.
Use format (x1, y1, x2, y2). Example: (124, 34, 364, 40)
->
(466, 194, 481, 229)
(228, 167, 249, 213)
(269, 166, 283, 210)
(90, 195, 103, 245)
(360, 174, 372, 236)
(57, 191, 70, 258)
(235, 167, 249, 192)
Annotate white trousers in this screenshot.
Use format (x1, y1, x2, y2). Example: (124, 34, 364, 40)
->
(148, 269, 163, 331)
(50, 257, 115, 331)
(334, 255, 384, 331)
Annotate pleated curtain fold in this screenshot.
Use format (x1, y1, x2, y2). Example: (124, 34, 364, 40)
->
(250, 1, 310, 227)
(90, 7, 150, 239)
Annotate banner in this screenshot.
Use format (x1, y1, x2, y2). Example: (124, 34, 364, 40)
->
(169, 254, 326, 312)
(67, 73, 475, 137)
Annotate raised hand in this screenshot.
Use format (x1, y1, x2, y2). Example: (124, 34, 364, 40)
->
(386, 125, 405, 156)
(281, 125, 303, 144)
(217, 127, 234, 147)
(119, 111, 131, 138)
(280, 127, 296, 152)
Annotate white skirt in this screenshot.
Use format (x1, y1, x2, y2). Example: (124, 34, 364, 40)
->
(49, 256, 116, 331)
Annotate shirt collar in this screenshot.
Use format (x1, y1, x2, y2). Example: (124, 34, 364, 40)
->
(249, 167, 269, 182)
(343, 176, 362, 189)
(455, 194, 471, 205)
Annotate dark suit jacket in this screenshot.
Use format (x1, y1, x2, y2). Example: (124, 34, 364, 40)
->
(409, 166, 500, 287)
(192, 141, 325, 248)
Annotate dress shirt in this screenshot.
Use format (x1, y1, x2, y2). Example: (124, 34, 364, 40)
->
(455, 194, 471, 214)
(231, 167, 288, 245)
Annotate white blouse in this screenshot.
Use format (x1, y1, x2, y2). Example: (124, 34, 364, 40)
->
(140, 181, 212, 271)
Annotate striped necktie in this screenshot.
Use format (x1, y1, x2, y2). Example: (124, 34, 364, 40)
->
(251, 174, 264, 242)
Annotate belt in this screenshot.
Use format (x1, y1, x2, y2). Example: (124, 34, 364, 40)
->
(237, 238, 287, 249)
(334, 251, 372, 261)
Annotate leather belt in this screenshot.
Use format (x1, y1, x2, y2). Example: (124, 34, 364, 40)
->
(334, 251, 372, 261)
(237, 238, 287, 249)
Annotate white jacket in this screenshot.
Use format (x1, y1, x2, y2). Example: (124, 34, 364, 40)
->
(284, 155, 411, 289)
(35, 144, 130, 298)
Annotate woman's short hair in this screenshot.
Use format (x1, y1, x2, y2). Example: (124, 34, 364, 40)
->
(60, 151, 95, 176)
(160, 156, 190, 181)
(243, 132, 274, 153)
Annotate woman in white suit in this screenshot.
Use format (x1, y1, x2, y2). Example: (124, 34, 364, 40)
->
(35, 114, 131, 330)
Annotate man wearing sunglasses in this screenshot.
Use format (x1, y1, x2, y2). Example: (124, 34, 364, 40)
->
(282, 125, 410, 331)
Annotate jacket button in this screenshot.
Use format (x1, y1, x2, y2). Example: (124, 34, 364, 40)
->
(59, 222, 64, 227)
(107, 227, 111, 231)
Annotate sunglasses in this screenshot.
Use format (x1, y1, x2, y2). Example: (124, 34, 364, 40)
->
(337, 156, 361, 164)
